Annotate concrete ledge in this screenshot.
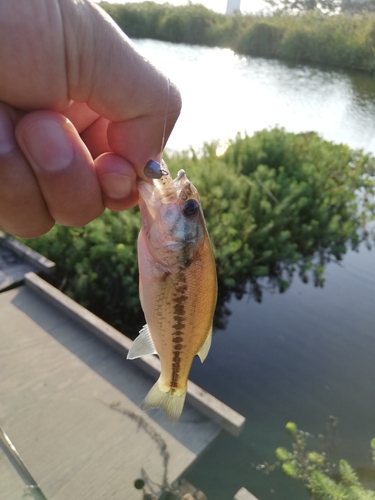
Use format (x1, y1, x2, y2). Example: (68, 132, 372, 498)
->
(24, 272, 245, 436)
(0, 232, 55, 273)
(234, 488, 259, 500)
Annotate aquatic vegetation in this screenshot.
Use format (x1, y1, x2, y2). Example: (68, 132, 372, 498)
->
(21, 129, 375, 334)
(100, 2, 375, 73)
(168, 129, 375, 302)
(264, 0, 342, 13)
(257, 420, 375, 500)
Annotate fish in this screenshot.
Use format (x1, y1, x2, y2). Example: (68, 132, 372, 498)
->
(127, 163, 217, 423)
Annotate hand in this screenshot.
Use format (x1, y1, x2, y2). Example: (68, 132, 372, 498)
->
(0, 0, 181, 238)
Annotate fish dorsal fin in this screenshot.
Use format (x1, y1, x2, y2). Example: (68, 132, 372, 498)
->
(197, 328, 212, 363)
(127, 324, 157, 360)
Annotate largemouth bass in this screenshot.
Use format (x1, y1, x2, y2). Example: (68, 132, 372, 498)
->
(127, 164, 217, 423)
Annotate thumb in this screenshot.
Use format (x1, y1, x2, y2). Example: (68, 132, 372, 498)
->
(60, 0, 181, 174)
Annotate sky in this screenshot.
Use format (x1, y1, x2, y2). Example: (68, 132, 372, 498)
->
(96, 0, 269, 14)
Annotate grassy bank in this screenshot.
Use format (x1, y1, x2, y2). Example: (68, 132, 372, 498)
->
(21, 129, 375, 334)
(99, 2, 375, 73)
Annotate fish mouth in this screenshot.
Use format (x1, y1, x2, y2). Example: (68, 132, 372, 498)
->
(176, 169, 186, 180)
(137, 165, 204, 271)
(138, 165, 198, 207)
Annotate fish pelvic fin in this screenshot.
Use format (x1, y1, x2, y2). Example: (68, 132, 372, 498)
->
(197, 327, 212, 363)
(141, 377, 187, 424)
(127, 324, 157, 360)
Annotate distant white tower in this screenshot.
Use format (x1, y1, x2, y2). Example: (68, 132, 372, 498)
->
(226, 0, 241, 14)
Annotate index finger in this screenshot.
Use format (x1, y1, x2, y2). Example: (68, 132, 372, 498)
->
(60, 1, 181, 176)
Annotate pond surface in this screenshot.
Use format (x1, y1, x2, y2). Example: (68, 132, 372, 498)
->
(133, 39, 375, 499)
(133, 38, 375, 156)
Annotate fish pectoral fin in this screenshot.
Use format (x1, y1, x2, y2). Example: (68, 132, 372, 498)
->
(197, 327, 212, 363)
(127, 324, 157, 359)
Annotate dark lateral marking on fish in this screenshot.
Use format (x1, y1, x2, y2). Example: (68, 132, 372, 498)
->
(173, 322, 185, 332)
(174, 303, 184, 315)
(170, 271, 188, 389)
(173, 293, 187, 304)
(171, 351, 182, 388)
(179, 271, 187, 282)
(172, 301, 186, 329)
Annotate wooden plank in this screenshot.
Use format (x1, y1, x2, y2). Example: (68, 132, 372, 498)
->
(174, 478, 207, 499)
(234, 487, 259, 500)
(0, 448, 29, 500)
(0, 233, 55, 293)
(0, 286, 221, 500)
(24, 272, 245, 436)
(0, 258, 32, 292)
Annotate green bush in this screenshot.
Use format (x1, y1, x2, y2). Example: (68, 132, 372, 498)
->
(101, 1, 225, 47)
(100, 2, 375, 73)
(205, 129, 375, 293)
(22, 129, 375, 332)
(279, 16, 371, 69)
(25, 209, 142, 334)
(238, 22, 284, 57)
(158, 4, 219, 45)
(100, 1, 166, 39)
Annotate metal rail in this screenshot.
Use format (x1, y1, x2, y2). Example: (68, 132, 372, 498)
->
(0, 426, 48, 500)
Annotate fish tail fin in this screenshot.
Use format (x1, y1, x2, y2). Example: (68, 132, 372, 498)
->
(141, 377, 187, 424)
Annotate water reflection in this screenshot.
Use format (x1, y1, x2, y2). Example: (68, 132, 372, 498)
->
(133, 39, 375, 155)
(129, 39, 375, 499)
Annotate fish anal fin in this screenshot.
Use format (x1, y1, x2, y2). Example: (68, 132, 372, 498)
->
(141, 377, 187, 424)
(197, 328, 212, 363)
(127, 324, 157, 360)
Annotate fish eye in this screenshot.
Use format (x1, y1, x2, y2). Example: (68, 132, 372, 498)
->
(182, 199, 199, 218)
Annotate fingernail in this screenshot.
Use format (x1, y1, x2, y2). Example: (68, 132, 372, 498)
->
(0, 109, 16, 154)
(154, 152, 163, 164)
(100, 174, 133, 200)
(22, 120, 74, 171)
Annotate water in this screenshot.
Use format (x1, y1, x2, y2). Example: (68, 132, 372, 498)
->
(185, 247, 375, 499)
(133, 39, 375, 499)
(133, 39, 375, 156)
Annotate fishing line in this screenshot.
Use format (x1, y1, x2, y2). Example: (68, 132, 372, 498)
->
(159, 76, 170, 177)
(160, 77, 170, 154)
(144, 77, 170, 179)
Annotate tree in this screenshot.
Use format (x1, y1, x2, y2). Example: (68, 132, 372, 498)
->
(264, 0, 341, 13)
(341, 0, 375, 13)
